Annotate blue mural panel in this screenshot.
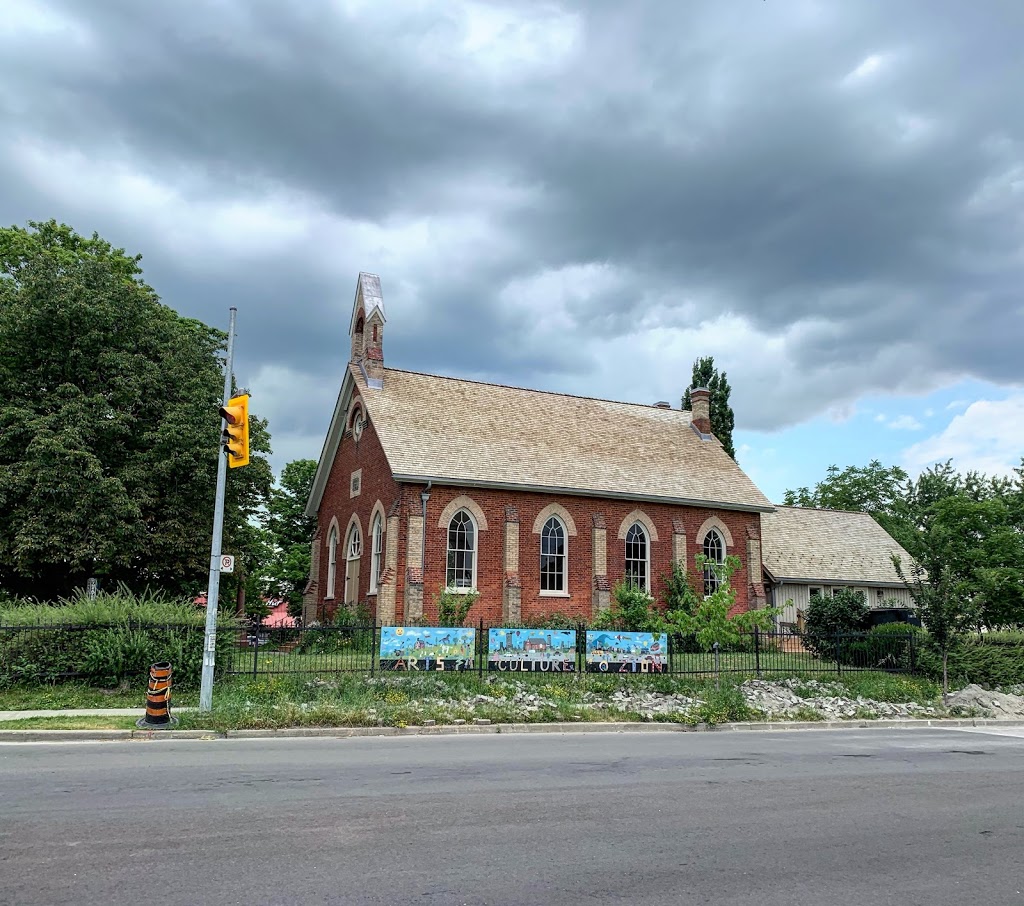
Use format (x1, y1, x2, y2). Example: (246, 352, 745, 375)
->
(379, 626, 476, 671)
(487, 628, 577, 672)
(585, 631, 667, 673)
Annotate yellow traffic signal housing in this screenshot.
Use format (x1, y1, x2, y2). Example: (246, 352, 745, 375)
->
(219, 394, 250, 468)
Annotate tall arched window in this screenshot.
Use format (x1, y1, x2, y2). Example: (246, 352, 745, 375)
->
(446, 510, 477, 590)
(703, 528, 725, 597)
(625, 522, 649, 592)
(344, 523, 362, 604)
(369, 514, 383, 594)
(326, 525, 339, 599)
(540, 516, 567, 593)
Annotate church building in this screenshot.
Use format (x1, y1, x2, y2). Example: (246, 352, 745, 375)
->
(303, 273, 775, 626)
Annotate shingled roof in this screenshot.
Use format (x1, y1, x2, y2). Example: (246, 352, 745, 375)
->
(761, 506, 914, 585)
(308, 364, 774, 514)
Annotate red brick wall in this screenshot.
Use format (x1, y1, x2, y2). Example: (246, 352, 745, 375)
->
(315, 412, 399, 623)
(416, 485, 760, 625)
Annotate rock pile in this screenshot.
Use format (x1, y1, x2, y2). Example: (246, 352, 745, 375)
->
(739, 678, 938, 720)
(946, 684, 1024, 719)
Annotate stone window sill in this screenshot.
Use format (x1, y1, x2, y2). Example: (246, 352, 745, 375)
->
(539, 590, 571, 598)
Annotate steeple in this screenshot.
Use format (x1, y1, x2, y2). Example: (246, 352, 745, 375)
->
(348, 272, 386, 388)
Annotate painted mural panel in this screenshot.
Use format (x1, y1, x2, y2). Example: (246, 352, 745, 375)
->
(379, 626, 476, 671)
(487, 628, 577, 672)
(585, 631, 667, 673)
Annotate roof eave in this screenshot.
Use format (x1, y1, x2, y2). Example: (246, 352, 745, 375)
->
(391, 473, 775, 513)
(767, 575, 906, 588)
(304, 369, 357, 518)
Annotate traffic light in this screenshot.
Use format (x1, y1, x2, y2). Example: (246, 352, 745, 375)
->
(219, 394, 249, 468)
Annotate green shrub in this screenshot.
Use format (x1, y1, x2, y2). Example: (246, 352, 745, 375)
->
(839, 622, 926, 671)
(0, 587, 237, 688)
(804, 589, 869, 659)
(925, 635, 1024, 688)
(592, 582, 664, 633)
(435, 586, 480, 627)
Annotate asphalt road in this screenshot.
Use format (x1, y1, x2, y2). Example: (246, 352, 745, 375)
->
(1, 728, 1023, 906)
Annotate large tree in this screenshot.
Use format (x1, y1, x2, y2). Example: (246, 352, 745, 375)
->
(261, 458, 318, 617)
(681, 356, 736, 460)
(0, 220, 272, 599)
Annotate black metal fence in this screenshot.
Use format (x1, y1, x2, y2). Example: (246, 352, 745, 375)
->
(0, 617, 921, 685)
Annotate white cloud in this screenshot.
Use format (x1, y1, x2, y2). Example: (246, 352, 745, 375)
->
(874, 413, 887, 423)
(887, 414, 923, 431)
(901, 395, 1024, 477)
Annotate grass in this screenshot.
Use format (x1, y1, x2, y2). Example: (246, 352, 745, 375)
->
(0, 716, 139, 730)
(0, 669, 947, 732)
(0, 683, 199, 710)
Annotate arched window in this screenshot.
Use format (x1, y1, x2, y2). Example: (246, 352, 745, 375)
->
(540, 516, 567, 593)
(326, 525, 339, 599)
(625, 522, 649, 592)
(703, 528, 725, 597)
(446, 510, 477, 591)
(344, 522, 362, 604)
(369, 513, 383, 593)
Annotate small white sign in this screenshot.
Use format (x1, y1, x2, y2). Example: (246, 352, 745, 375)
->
(220, 555, 235, 573)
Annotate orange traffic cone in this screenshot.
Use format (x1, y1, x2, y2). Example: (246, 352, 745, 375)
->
(136, 662, 178, 729)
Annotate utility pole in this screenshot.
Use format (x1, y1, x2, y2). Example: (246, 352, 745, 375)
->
(199, 307, 237, 712)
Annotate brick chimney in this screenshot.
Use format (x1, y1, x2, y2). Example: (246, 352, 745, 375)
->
(690, 387, 712, 435)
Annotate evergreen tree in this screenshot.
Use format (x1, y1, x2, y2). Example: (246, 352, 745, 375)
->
(681, 356, 736, 460)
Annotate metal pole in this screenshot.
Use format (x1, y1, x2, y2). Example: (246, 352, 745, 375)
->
(199, 307, 237, 712)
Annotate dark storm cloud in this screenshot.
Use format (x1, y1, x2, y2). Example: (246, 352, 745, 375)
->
(2, 0, 1022, 453)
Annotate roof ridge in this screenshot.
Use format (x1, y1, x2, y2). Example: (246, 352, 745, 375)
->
(382, 366, 690, 413)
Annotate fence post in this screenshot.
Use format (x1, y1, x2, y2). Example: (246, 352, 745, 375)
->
(754, 627, 761, 679)
(578, 623, 586, 676)
(252, 623, 259, 679)
(477, 618, 484, 678)
(713, 641, 721, 690)
(835, 630, 842, 677)
(908, 630, 916, 674)
(370, 624, 377, 677)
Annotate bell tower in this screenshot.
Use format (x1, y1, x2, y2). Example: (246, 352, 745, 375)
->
(348, 272, 386, 388)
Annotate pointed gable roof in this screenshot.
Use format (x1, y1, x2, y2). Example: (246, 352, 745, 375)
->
(348, 272, 385, 335)
(306, 364, 774, 516)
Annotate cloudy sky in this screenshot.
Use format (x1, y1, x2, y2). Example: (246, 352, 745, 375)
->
(2, 0, 1022, 501)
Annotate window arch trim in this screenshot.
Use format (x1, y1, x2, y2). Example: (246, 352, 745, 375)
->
(617, 509, 659, 542)
(695, 516, 733, 548)
(531, 503, 578, 537)
(437, 495, 488, 531)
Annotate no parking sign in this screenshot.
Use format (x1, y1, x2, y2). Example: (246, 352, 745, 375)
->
(220, 555, 235, 573)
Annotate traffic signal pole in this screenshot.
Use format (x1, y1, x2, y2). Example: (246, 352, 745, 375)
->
(199, 307, 237, 712)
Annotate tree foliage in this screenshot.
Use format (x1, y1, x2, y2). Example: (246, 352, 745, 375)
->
(0, 220, 272, 599)
(682, 356, 736, 461)
(260, 458, 318, 616)
(782, 460, 913, 547)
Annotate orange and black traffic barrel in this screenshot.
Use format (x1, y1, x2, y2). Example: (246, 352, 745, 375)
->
(136, 662, 178, 729)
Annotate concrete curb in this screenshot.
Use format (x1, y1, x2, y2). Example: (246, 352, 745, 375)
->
(2, 717, 1024, 743)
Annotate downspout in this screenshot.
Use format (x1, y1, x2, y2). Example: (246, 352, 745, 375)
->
(419, 482, 432, 582)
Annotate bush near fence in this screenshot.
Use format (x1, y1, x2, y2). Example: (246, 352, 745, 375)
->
(0, 590, 238, 688)
(917, 631, 1024, 689)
